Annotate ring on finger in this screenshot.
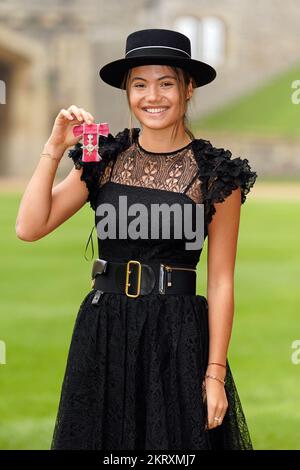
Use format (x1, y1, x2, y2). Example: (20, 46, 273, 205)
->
(214, 416, 222, 424)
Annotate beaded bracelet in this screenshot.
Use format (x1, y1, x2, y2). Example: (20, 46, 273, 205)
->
(205, 373, 225, 385)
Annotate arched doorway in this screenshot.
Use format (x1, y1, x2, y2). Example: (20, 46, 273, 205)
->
(0, 26, 48, 177)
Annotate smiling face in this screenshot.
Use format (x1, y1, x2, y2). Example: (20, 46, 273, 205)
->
(126, 64, 194, 133)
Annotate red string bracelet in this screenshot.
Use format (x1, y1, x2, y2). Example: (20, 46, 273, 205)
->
(207, 362, 227, 369)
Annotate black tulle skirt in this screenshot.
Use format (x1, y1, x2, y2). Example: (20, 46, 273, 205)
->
(50, 290, 253, 450)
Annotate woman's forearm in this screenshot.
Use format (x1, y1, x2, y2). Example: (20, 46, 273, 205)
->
(15, 142, 66, 241)
(206, 283, 234, 367)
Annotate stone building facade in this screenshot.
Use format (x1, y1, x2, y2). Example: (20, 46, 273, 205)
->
(0, 0, 300, 178)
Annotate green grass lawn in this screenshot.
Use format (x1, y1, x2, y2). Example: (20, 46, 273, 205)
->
(194, 61, 300, 138)
(0, 191, 299, 449)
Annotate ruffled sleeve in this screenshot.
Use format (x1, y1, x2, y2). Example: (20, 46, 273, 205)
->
(192, 139, 258, 225)
(68, 127, 141, 210)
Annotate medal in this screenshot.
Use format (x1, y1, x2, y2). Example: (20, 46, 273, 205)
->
(72, 122, 109, 162)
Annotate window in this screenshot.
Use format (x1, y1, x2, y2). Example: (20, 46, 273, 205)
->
(174, 15, 225, 67)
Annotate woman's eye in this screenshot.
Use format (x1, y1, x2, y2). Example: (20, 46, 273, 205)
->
(134, 82, 173, 88)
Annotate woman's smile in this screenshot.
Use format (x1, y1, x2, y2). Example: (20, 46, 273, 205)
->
(142, 106, 169, 116)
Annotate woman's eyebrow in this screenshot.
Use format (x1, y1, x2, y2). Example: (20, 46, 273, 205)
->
(131, 75, 176, 82)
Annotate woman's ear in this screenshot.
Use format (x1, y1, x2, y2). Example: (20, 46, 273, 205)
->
(186, 80, 194, 100)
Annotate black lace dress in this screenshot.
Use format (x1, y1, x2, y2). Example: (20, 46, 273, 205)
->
(50, 128, 257, 450)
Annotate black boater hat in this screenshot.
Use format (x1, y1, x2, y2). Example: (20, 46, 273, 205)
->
(99, 28, 217, 89)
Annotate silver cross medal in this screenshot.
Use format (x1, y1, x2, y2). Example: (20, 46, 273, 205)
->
(82, 134, 100, 157)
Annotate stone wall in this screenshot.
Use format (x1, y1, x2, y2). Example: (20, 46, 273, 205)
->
(200, 131, 300, 177)
(0, 0, 300, 178)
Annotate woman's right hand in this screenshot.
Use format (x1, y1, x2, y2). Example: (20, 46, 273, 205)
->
(45, 105, 95, 156)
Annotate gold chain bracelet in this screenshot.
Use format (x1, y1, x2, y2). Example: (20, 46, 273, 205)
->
(40, 152, 60, 162)
(205, 373, 226, 385)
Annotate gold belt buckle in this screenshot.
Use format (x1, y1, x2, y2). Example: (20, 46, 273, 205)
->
(125, 260, 142, 298)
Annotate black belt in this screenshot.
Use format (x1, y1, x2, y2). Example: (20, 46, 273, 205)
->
(90, 258, 197, 304)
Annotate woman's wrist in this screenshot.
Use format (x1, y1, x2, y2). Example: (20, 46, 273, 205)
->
(42, 140, 66, 161)
(206, 364, 226, 381)
(208, 361, 227, 369)
(205, 373, 226, 385)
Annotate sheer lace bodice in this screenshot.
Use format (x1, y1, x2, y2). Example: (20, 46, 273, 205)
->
(69, 127, 257, 226)
(68, 127, 257, 261)
(99, 138, 202, 205)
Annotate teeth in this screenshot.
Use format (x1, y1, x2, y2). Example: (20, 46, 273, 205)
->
(144, 108, 167, 113)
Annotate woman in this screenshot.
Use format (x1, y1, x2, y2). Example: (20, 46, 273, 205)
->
(16, 28, 257, 450)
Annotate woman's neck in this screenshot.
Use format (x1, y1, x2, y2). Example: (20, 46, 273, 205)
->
(138, 127, 192, 153)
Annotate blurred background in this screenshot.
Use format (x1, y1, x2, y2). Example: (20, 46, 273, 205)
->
(0, 0, 300, 450)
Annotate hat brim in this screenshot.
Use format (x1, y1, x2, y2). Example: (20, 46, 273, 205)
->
(99, 56, 216, 89)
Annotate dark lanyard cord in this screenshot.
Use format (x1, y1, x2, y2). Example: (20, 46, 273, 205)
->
(84, 224, 95, 261)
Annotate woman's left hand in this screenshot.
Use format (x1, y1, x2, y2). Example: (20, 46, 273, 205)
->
(202, 368, 228, 430)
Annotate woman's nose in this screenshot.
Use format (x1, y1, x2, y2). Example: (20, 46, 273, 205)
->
(146, 85, 161, 100)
